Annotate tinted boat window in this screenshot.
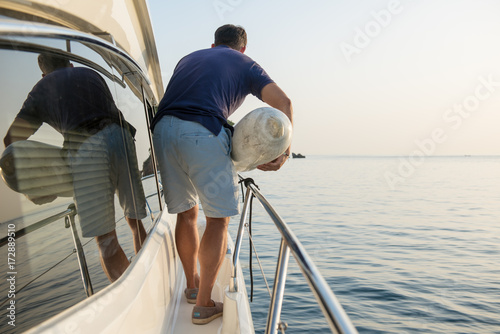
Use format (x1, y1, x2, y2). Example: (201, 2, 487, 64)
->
(0, 48, 88, 334)
(110, 67, 162, 229)
(0, 36, 158, 332)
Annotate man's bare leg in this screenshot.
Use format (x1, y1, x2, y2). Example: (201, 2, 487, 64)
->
(96, 230, 129, 282)
(196, 216, 229, 307)
(126, 218, 147, 254)
(176, 205, 200, 289)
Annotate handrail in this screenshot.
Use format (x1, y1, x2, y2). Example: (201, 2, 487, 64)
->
(0, 19, 157, 104)
(64, 204, 93, 297)
(0, 20, 147, 81)
(0, 38, 126, 88)
(231, 185, 252, 292)
(0, 203, 94, 296)
(0, 180, 160, 297)
(0, 181, 160, 292)
(234, 176, 358, 334)
(0, 205, 77, 247)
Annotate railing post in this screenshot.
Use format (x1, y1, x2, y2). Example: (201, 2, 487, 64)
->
(265, 238, 290, 334)
(238, 175, 358, 333)
(231, 186, 252, 292)
(66, 204, 94, 297)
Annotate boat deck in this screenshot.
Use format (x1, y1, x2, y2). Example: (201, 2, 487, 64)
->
(169, 224, 242, 334)
(171, 286, 224, 333)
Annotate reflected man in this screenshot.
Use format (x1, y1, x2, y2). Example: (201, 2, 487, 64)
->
(4, 53, 147, 282)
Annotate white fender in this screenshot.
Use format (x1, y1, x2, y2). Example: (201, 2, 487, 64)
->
(231, 107, 292, 172)
(0, 140, 73, 197)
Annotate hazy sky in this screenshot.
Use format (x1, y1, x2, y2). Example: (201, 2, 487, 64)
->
(148, 0, 500, 156)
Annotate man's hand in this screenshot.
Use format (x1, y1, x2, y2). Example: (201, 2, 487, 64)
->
(257, 154, 288, 171)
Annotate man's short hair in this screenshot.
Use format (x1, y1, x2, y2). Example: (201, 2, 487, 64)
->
(38, 53, 70, 74)
(214, 24, 247, 50)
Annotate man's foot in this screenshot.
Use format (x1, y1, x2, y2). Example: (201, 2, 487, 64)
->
(192, 301, 223, 325)
(184, 288, 198, 304)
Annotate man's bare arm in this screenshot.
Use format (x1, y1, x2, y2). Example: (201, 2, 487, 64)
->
(4, 118, 39, 147)
(258, 83, 293, 171)
(261, 82, 293, 126)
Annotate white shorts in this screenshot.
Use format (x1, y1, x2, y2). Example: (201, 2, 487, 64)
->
(153, 116, 239, 218)
(68, 124, 147, 237)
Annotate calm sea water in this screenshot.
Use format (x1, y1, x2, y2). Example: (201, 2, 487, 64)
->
(234, 155, 500, 334)
(1, 156, 499, 333)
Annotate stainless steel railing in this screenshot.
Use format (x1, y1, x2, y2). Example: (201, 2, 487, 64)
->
(232, 177, 358, 334)
(0, 176, 160, 304)
(0, 203, 94, 297)
(0, 204, 76, 247)
(64, 203, 94, 297)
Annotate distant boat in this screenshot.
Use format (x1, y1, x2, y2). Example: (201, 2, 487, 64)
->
(292, 152, 306, 158)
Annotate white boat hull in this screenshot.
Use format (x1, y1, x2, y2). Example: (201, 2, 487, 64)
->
(26, 212, 254, 334)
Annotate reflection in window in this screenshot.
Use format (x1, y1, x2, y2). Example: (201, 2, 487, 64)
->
(0, 43, 159, 332)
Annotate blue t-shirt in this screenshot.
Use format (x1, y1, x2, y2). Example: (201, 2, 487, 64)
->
(151, 45, 274, 135)
(17, 67, 123, 136)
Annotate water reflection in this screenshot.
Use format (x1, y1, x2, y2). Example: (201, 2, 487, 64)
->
(1, 53, 147, 282)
